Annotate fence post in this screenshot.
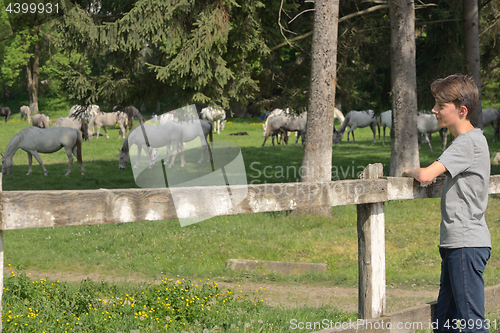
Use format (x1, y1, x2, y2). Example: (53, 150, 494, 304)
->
(357, 163, 386, 319)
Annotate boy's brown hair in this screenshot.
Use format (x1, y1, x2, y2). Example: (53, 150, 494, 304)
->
(430, 74, 479, 120)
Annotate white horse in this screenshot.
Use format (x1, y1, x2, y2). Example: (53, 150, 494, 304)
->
(482, 108, 500, 142)
(88, 112, 128, 139)
(333, 109, 377, 143)
(20, 105, 31, 123)
(200, 106, 227, 134)
(68, 105, 100, 123)
(377, 110, 392, 146)
(151, 119, 214, 165)
(32, 114, 50, 128)
(1, 127, 85, 176)
(118, 122, 185, 169)
(262, 112, 307, 146)
(417, 111, 447, 152)
(53, 116, 89, 141)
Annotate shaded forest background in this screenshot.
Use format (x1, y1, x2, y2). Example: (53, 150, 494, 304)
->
(1, 0, 500, 117)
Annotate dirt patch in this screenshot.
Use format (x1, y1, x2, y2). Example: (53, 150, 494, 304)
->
(7, 268, 438, 314)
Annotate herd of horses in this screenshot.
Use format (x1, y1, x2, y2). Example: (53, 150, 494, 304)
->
(262, 107, 500, 152)
(1, 101, 499, 176)
(1, 104, 226, 176)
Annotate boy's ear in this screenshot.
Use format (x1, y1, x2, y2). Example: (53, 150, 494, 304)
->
(459, 105, 468, 117)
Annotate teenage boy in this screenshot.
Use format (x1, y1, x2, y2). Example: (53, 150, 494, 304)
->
(403, 74, 491, 333)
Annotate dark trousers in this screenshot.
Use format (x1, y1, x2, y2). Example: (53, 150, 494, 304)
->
(433, 247, 491, 333)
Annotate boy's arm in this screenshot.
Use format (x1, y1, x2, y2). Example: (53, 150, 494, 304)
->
(403, 161, 447, 183)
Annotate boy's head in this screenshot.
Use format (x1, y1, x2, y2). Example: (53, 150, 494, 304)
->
(430, 74, 479, 120)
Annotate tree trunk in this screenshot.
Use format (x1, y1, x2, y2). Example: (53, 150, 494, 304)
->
(26, 39, 40, 115)
(463, 0, 482, 128)
(301, 0, 339, 183)
(389, 0, 419, 177)
(298, 0, 339, 216)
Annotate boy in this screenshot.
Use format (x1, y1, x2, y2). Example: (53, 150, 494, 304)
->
(403, 74, 491, 333)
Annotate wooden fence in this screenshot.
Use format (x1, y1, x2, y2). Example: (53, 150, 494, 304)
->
(1, 163, 500, 332)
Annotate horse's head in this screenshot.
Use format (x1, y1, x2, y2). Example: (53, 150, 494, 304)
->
(118, 148, 129, 169)
(332, 128, 343, 144)
(1, 153, 13, 174)
(220, 120, 227, 131)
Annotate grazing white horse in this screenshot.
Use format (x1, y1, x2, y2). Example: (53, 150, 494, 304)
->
(333, 109, 377, 143)
(200, 106, 227, 134)
(32, 114, 50, 128)
(68, 104, 100, 123)
(482, 108, 500, 142)
(151, 119, 214, 165)
(417, 111, 447, 152)
(377, 110, 392, 146)
(118, 122, 185, 169)
(1, 127, 85, 176)
(20, 105, 31, 123)
(262, 112, 307, 146)
(88, 112, 128, 139)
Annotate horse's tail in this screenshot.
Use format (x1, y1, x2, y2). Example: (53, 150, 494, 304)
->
(377, 114, 381, 139)
(76, 130, 84, 167)
(209, 121, 214, 149)
(88, 116, 96, 135)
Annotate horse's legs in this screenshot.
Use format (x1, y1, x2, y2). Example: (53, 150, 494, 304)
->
(29, 151, 48, 176)
(103, 127, 109, 139)
(293, 132, 301, 146)
(383, 126, 386, 146)
(426, 133, 433, 152)
(371, 124, 376, 143)
(27, 152, 33, 175)
(64, 146, 74, 176)
(440, 129, 447, 151)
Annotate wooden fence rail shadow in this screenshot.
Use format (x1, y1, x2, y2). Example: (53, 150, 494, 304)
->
(1, 163, 500, 332)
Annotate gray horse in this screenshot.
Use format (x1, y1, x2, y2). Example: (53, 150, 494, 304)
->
(200, 106, 227, 134)
(377, 110, 392, 146)
(118, 122, 185, 169)
(32, 114, 50, 128)
(333, 110, 377, 143)
(53, 116, 89, 141)
(262, 112, 307, 146)
(88, 111, 128, 139)
(417, 111, 447, 152)
(1, 127, 85, 176)
(482, 108, 499, 142)
(20, 105, 31, 123)
(151, 119, 214, 165)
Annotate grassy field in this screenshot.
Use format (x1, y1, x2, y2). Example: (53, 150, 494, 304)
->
(1, 102, 500, 331)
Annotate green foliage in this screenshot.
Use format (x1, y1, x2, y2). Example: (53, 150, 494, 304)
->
(2, 265, 356, 332)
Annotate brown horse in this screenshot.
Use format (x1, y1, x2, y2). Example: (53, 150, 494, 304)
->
(0, 106, 11, 122)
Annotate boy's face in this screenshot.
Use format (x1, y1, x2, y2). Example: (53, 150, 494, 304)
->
(431, 101, 462, 128)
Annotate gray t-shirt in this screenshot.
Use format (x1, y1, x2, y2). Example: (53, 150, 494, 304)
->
(437, 128, 491, 249)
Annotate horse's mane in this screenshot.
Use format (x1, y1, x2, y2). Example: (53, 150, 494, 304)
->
(338, 112, 351, 133)
(4, 131, 22, 157)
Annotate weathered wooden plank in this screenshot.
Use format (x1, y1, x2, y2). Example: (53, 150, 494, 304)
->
(0, 179, 387, 230)
(386, 176, 445, 200)
(1, 174, 499, 231)
(387, 174, 500, 201)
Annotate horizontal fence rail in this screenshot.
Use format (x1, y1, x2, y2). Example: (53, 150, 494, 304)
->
(3, 175, 500, 230)
(1, 165, 500, 332)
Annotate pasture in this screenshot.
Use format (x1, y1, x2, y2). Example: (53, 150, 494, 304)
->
(1, 103, 500, 332)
